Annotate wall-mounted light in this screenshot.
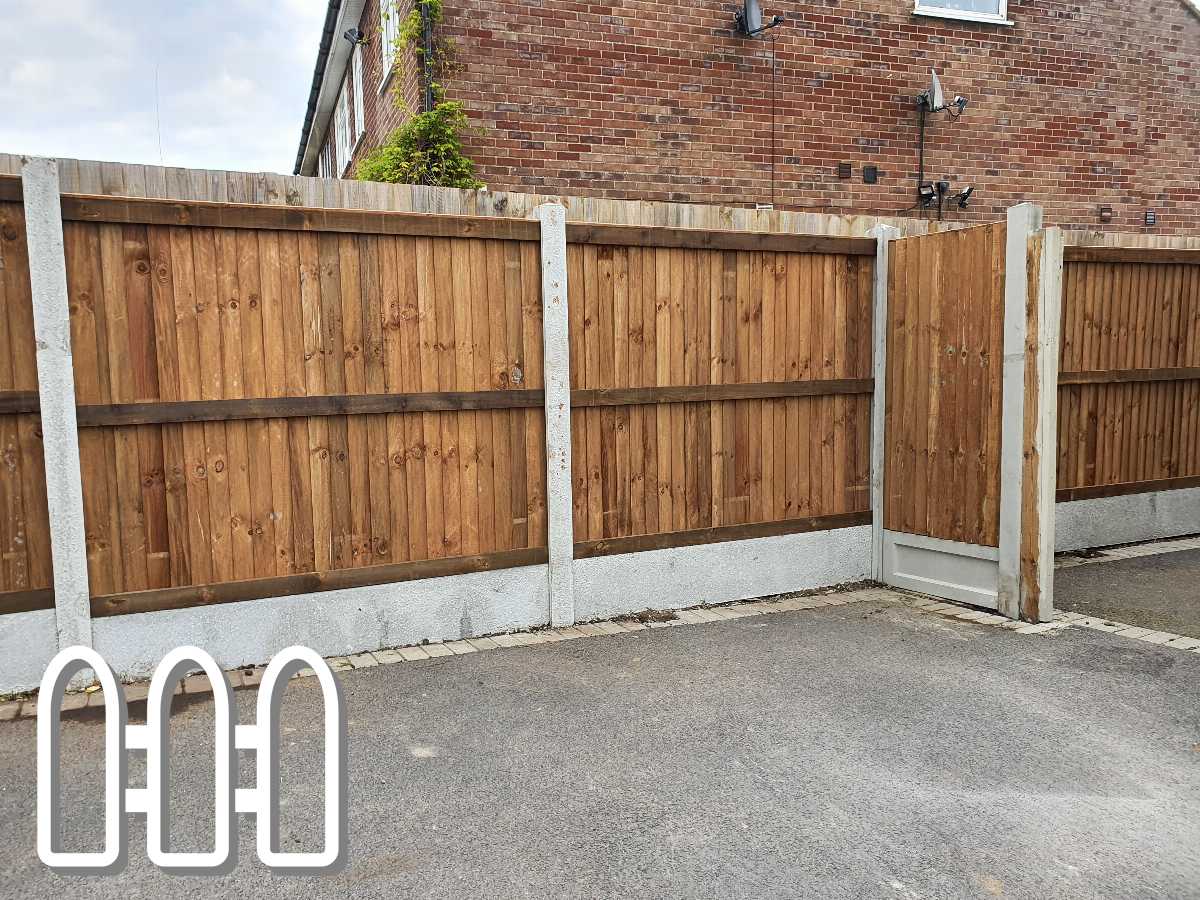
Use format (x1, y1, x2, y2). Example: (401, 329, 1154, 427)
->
(1145, 210, 1158, 227)
(1098, 205, 1114, 224)
(344, 27, 364, 45)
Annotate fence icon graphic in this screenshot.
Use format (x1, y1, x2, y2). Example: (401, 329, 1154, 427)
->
(37, 645, 346, 874)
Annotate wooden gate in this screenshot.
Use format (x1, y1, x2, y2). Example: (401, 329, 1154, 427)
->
(874, 211, 1062, 619)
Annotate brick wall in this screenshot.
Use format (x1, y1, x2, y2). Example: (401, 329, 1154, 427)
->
(325, 0, 1200, 233)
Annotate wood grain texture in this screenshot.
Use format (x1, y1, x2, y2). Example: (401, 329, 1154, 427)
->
(61, 219, 548, 600)
(0, 201, 52, 603)
(567, 242, 875, 544)
(1057, 258, 1200, 495)
(884, 223, 1007, 547)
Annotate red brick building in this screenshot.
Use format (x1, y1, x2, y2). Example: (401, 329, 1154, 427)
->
(296, 1, 1200, 232)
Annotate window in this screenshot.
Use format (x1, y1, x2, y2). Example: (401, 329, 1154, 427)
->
(334, 80, 352, 176)
(352, 44, 366, 144)
(913, 0, 1011, 24)
(318, 140, 335, 179)
(379, 0, 399, 89)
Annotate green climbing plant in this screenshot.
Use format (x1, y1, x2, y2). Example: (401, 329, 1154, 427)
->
(358, 0, 481, 188)
(355, 100, 484, 188)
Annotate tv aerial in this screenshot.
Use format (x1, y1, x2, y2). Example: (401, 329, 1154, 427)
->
(736, 0, 784, 36)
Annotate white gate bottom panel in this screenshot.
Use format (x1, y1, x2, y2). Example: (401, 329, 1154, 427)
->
(882, 530, 999, 610)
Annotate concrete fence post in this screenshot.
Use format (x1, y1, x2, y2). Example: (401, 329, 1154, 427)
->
(868, 225, 901, 582)
(21, 157, 93, 650)
(532, 203, 576, 627)
(997, 202, 1044, 621)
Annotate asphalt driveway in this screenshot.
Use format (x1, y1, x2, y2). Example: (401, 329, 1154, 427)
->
(1057, 548, 1200, 639)
(1, 596, 1197, 899)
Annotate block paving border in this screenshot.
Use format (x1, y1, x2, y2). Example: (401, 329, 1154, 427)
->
(5, 535, 1199, 723)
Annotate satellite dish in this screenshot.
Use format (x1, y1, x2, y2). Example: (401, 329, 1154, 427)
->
(929, 69, 947, 112)
(745, 0, 764, 33)
(736, 0, 783, 36)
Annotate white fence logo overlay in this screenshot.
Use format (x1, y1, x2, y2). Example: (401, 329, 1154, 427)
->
(37, 646, 346, 874)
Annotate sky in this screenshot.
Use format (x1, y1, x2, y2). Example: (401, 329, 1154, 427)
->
(0, 0, 328, 174)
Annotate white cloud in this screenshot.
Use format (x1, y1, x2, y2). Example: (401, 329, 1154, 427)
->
(0, 0, 329, 173)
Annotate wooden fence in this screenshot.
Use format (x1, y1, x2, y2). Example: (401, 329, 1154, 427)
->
(0, 175, 874, 618)
(1057, 247, 1200, 501)
(883, 223, 1007, 548)
(567, 230, 875, 555)
(1, 158, 1196, 625)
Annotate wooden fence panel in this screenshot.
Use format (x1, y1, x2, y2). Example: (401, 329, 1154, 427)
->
(1057, 250, 1200, 500)
(567, 242, 875, 552)
(60, 216, 547, 609)
(0, 201, 52, 611)
(883, 223, 1007, 547)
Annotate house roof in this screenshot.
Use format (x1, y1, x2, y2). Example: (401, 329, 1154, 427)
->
(294, 0, 366, 176)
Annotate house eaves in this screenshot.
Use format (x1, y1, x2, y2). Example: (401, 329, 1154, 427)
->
(294, 0, 367, 176)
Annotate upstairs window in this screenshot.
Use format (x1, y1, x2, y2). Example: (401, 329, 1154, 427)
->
(379, 0, 399, 88)
(913, 0, 1011, 24)
(334, 80, 352, 176)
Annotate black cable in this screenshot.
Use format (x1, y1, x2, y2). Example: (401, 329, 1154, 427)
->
(770, 33, 777, 207)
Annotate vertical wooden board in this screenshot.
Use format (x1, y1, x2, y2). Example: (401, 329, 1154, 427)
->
(167, 226, 213, 586)
(613, 248, 632, 536)
(280, 231, 317, 573)
(358, 235, 391, 566)
(584, 246, 604, 539)
(316, 232, 351, 568)
(415, 238, 446, 558)
(756, 251, 775, 523)
(298, 232, 332, 571)
(640, 248, 659, 536)
(209, 229, 253, 580)
(445, 239, 475, 556)
(95, 223, 153, 592)
(478, 241, 504, 551)
(237, 228, 278, 575)
(0, 412, 29, 591)
(707, 253, 724, 525)
(521, 232, 547, 548)
(189, 228, 233, 586)
(499, 241, 527, 549)
(627, 247, 646, 535)
(820, 255, 839, 517)
(395, 237, 428, 560)
(695, 253, 713, 527)
(146, 226, 191, 586)
(937, 233, 962, 540)
(597, 245, 617, 537)
(900, 240, 922, 532)
(121, 225, 170, 587)
(462, 239, 492, 554)
(983, 224, 1006, 545)
(336, 234, 371, 569)
(20, 413, 52, 588)
(961, 227, 986, 543)
(432, 239, 463, 557)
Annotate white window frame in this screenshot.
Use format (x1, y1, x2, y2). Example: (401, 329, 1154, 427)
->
(379, 0, 400, 91)
(352, 43, 366, 152)
(334, 80, 352, 177)
(913, 0, 1012, 25)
